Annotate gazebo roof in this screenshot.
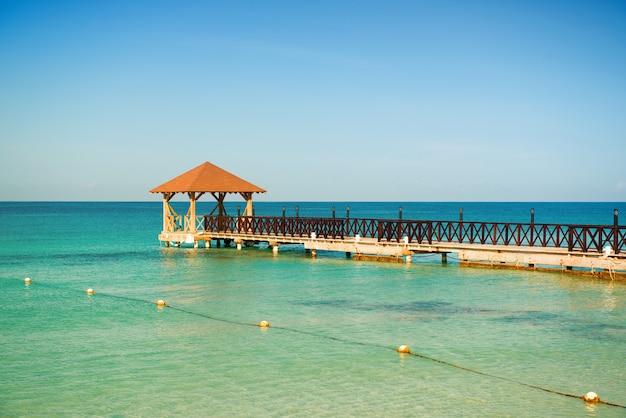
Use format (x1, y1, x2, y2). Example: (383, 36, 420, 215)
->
(150, 161, 266, 194)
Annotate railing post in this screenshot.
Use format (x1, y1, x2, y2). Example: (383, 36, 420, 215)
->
(568, 226, 573, 252)
(458, 207, 463, 243)
(428, 221, 433, 244)
(345, 206, 350, 237)
(505, 223, 509, 246)
(614, 209, 619, 254)
(339, 218, 344, 239)
(282, 206, 286, 236)
(396, 207, 402, 242)
(530, 208, 535, 247)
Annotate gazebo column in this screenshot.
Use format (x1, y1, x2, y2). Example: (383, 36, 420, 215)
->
(210, 192, 228, 216)
(240, 192, 254, 216)
(208, 192, 228, 238)
(162, 192, 176, 232)
(186, 192, 204, 232)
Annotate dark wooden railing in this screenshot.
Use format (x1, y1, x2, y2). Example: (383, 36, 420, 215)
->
(202, 215, 626, 254)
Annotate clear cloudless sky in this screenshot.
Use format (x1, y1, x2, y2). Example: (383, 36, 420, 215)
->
(1, 0, 625, 202)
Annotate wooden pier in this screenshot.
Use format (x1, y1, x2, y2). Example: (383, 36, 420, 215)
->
(151, 162, 626, 279)
(157, 214, 626, 279)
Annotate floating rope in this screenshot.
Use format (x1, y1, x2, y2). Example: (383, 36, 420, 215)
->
(16, 278, 626, 409)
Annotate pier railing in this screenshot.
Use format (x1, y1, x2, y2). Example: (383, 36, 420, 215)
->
(203, 216, 345, 239)
(202, 215, 626, 254)
(376, 220, 626, 254)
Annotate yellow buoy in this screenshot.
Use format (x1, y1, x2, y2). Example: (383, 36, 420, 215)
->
(24, 277, 32, 284)
(86, 288, 94, 295)
(156, 300, 166, 307)
(259, 320, 270, 328)
(397, 345, 411, 354)
(583, 391, 600, 403)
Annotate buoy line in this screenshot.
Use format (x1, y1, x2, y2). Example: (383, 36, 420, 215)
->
(266, 326, 624, 408)
(17, 278, 626, 409)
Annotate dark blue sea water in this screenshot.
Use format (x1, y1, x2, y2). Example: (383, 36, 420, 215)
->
(1, 202, 625, 416)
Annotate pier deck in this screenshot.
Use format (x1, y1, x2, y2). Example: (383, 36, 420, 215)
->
(158, 215, 626, 279)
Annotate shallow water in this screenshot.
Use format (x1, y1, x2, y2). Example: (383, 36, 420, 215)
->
(1, 202, 625, 417)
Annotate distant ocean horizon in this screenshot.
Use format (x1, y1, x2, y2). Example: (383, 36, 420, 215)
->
(2, 200, 624, 225)
(1, 201, 625, 416)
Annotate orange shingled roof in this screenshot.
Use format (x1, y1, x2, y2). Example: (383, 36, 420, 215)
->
(150, 162, 266, 194)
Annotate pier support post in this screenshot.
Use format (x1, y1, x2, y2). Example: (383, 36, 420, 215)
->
(405, 254, 412, 263)
(311, 249, 317, 258)
(442, 253, 447, 264)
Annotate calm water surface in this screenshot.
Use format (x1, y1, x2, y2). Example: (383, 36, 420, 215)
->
(1, 202, 625, 417)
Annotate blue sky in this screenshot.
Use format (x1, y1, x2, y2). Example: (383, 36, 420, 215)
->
(1, 0, 625, 201)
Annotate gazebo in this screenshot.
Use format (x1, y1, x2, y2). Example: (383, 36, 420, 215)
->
(150, 161, 266, 238)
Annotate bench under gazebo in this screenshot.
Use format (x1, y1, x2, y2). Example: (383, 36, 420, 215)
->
(150, 161, 266, 246)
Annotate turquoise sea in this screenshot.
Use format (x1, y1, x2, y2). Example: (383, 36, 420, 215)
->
(1, 201, 625, 417)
